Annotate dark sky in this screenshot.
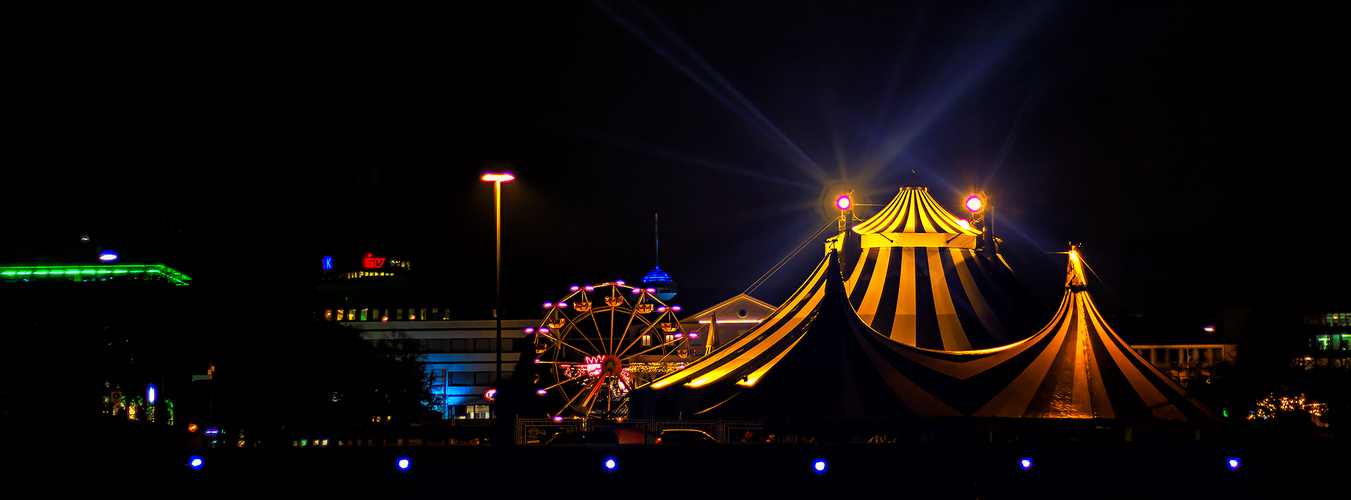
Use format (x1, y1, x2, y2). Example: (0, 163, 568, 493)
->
(4, 1, 1346, 322)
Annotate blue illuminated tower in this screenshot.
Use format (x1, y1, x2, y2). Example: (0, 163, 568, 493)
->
(641, 214, 677, 301)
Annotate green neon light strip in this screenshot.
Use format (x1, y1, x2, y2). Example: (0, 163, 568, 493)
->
(0, 264, 192, 285)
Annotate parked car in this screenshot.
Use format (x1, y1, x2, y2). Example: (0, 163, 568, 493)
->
(655, 428, 717, 444)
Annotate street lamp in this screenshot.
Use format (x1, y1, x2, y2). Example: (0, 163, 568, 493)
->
(481, 172, 515, 387)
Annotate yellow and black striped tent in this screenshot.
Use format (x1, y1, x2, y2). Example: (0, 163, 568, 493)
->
(844, 185, 1048, 350)
(635, 246, 1215, 422)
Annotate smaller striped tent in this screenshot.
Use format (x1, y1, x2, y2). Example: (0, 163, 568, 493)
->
(845, 186, 1048, 350)
(909, 246, 1219, 421)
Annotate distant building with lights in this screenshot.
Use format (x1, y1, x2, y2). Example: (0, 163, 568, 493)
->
(315, 251, 529, 420)
(0, 258, 195, 424)
(1298, 311, 1351, 369)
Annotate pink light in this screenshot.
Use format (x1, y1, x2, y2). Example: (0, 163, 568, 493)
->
(569, 285, 580, 292)
(657, 306, 668, 313)
(557, 302, 568, 309)
(536, 389, 547, 396)
(689, 333, 699, 339)
(524, 327, 535, 334)
(480, 172, 515, 183)
(631, 289, 641, 294)
(552, 416, 564, 422)
(584, 285, 595, 292)
(835, 194, 851, 211)
(965, 195, 984, 212)
(543, 302, 553, 309)
(671, 305, 682, 312)
(645, 287, 656, 293)
(615, 280, 626, 286)
(539, 327, 550, 334)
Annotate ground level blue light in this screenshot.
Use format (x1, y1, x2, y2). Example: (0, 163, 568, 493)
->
(1227, 457, 1240, 470)
(604, 457, 617, 470)
(189, 456, 204, 470)
(812, 459, 827, 473)
(397, 457, 411, 471)
(1020, 457, 1033, 470)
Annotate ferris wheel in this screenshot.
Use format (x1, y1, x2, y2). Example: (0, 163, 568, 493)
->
(529, 281, 696, 422)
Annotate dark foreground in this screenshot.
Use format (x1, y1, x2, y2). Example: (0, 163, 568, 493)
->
(42, 440, 1337, 499)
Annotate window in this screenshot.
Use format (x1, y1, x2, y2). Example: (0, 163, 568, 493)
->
(642, 334, 652, 347)
(474, 372, 493, 385)
(347, 309, 355, 321)
(474, 339, 493, 352)
(451, 339, 468, 352)
(450, 372, 473, 385)
(325, 310, 333, 320)
(420, 309, 427, 321)
(432, 308, 440, 320)
(1138, 349, 1150, 361)
(337, 309, 344, 321)
(397, 309, 404, 320)
(360, 308, 368, 321)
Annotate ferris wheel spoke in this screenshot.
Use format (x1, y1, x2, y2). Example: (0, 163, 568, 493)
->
(559, 315, 605, 358)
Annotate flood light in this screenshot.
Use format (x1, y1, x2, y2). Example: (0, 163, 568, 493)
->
(147, 385, 157, 404)
(1227, 457, 1240, 470)
(188, 456, 204, 470)
(835, 195, 851, 211)
(965, 195, 984, 212)
(1019, 457, 1033, 470)
(603, 457, 617, 471)
(812, 459, 827, 474)
(98, 250, 119, 262)
(396, 457, 411, 471)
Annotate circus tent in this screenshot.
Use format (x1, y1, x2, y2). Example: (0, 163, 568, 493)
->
(634, 246, 1216, 422)
(842, 185, 1048, 350)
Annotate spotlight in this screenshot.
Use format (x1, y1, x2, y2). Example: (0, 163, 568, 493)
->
(603, 457, 618, 471)
(835, 195, 851, 211)
(965, 195, 984, 212)
(396, 457, 411, 471)
(1227, 457, 1240, 470)
(812, 459, 827, 474)
(188, 456, 204, 470)
(1019, 457, 1033, 470)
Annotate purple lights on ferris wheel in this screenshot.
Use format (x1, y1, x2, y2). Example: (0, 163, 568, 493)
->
(570, 285, 580, 292)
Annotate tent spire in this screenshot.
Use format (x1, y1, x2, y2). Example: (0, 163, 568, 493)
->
(1066, 243, 1088, 290)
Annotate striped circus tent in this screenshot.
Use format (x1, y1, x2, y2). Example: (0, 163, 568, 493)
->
(938, 246, 1218, 420)
(844, 185, 1048, 350)
(633, 246, 1216, 422)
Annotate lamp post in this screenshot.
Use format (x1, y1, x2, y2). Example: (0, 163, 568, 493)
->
(481, 172, 515, 387)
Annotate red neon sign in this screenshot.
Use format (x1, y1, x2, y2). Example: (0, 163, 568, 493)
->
(361, 253, 386, 269)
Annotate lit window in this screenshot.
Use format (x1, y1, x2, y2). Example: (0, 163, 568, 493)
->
(642, 334, 652, 347)
(325, 310, 333, 320)
(360, 309, 368, 321)
(397, 309, 404, 320)
(421, 309, 427, 321)
(337, 309, 344, 321)
(347, 310, 355, 321)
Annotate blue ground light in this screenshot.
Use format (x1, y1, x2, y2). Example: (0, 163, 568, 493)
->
(1227, 457, 1240, 471)
(603, 457, 618, 472)
(188, 456, 203, 470)
(397, 457, 411, 472)
(812, 459, 827, 474)
(1019, 457, 1033, 470)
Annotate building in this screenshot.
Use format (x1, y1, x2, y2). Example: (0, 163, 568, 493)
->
(0, 258, 195, 424)
(315, 251, 530, 420)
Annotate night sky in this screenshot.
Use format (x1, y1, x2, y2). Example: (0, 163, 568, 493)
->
(4, 2, 1346, 325)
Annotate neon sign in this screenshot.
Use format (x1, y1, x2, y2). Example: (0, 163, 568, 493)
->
(322, 256, 333, 271)
(361, 253, 385, 269)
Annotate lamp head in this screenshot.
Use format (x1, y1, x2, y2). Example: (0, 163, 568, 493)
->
(481, 172, 515, 183)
